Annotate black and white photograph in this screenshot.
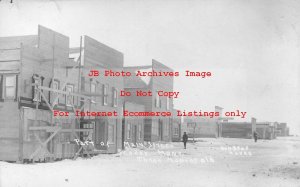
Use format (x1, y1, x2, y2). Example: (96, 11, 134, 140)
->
(0, 0, 299, 186)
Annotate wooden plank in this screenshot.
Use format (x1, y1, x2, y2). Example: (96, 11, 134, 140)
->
(0, 61, 20, 71)
(0, 35, 37, 49)
(29, 126, 92, 133)
(38, 86, 92, 100)
(0, 138, 19, 161)
(84, 36, 123, 68)
(0, 49, 20, 61)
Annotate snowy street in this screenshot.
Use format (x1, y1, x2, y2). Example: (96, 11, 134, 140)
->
(1, 137, 299, 187)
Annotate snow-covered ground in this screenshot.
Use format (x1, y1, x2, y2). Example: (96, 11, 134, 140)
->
(0, 137, 300, 187)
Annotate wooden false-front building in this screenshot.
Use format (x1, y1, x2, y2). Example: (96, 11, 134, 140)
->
(220, 118, 257, 139)
(74, 36, 124, 153)
(0, 26, 83, 162)
(124, 60, 174, 142)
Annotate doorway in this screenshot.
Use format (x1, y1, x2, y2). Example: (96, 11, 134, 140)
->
(159, 120, 163, 141)
(132, 125, 137, 145)
(95, 118, 107, 150)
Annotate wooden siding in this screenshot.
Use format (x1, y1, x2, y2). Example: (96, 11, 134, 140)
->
(0, 102, 20, 161)
(0, 35, 37, 49)
(81, 35, 124, 153)
(0, 26, 81, 162)
(183, 117, 218, 138)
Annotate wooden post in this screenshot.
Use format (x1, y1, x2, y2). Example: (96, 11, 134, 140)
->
(18, 43, 24, 163)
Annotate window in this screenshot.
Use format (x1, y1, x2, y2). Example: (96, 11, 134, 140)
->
(155, 91, 160, 108)
(108, 124, 114, 143)
(127, 123, 131, 139)
(174, 127, 179, 135)
(51, 80, 59, 105)
(66, 84, 74, 106)
(33, 75, 42, 102)
(112, 88, 118, 107)
(103, 84, 108, 106)
(3, 75, 17, 100)
(166, 97, 169, 110)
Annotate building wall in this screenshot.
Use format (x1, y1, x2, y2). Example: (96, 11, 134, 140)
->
(0, 102, 20, 161)
(182, 117, 218, 138)
(123, 60, 174, 142)
(0, 35, 37, 161)
(123, 88, 153, 112)
(221, 122, 255, 139)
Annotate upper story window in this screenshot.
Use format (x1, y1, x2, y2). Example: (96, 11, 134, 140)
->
(166, 97, 170, 110)
(33, 74, 42, 102)
(51, 80, 60, 105)
(2, 75, 17, 100)
(66, 84, 74, 106)
(103, 84, 108, 106)
(91, 81, 97, 102)
(155, 91, 161, 108)
(112, 88, 118, 107)
(91, 82, 96, 93)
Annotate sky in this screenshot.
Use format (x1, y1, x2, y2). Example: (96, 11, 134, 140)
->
(0, 0, 299, 134)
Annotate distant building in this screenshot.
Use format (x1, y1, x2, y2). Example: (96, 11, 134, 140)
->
(220, 118, 257, 139)
(275, 122, 289, 136)
(182, 117, 218, 138)
(256, 122, 276, 140)
(181, 106, 226, 139)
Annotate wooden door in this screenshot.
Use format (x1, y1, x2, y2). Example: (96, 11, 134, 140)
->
(95, 118, 107, 150)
